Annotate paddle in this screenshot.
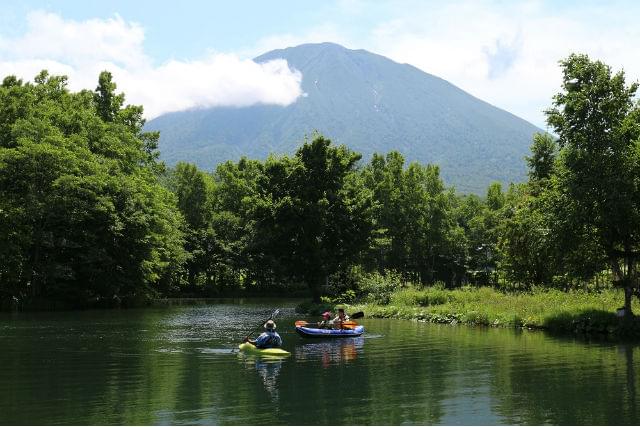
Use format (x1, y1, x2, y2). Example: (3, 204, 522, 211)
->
(331, 310, 364, 329)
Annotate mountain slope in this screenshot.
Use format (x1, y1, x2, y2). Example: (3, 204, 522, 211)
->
(147, 42, 541, 193)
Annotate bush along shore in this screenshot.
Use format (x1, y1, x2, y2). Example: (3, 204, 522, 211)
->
(298, 282, 640, 341)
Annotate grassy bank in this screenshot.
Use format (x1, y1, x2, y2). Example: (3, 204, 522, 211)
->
(314, 286, 640, 340)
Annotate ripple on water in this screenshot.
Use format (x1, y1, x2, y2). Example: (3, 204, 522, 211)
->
(155, 348, 186, 354)
(196, 347, 236, 355)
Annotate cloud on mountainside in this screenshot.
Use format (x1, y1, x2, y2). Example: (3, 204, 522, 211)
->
(0, 11, 304, 119)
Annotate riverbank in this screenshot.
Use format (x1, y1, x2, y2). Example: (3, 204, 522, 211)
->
(306, 286, 640, 340)
(2, 287, 310, 312)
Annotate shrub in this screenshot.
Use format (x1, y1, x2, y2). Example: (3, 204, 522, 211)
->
(359, 270, 406, 304)
(295, 300, 333, 315)
(389, 286, 453, 307)
(332, 289, 357, 304)
(326, 265, 366, 297)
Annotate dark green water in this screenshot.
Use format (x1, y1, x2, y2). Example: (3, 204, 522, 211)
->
(1, 301, 639, 425)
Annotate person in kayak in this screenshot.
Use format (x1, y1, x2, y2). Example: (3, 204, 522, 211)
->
(244, 320, 283, 349)
(332, 308, 350, 329)
(317, 311, 334, 329)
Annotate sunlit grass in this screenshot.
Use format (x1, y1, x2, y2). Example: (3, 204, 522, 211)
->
(350, 286, 635, 336)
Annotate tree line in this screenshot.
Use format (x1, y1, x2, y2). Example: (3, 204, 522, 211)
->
(1, 54, 639, 314)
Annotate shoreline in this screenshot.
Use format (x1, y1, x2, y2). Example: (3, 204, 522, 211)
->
(305, 286, 640, 341)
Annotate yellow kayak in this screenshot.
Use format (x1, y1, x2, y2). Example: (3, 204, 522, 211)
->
(238, 342, 290, 357)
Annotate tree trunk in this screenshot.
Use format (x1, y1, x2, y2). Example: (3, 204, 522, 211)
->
(27, 225, 44, 298)
(611, 256, 634, 317)
(624, 286, 634, 318)
(307, 273, 323, 303)
(188, 267, 196, 289)
(624, 249, 635, 318)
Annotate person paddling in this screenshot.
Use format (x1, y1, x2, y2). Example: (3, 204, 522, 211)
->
(317, 311, 334, 329)
(332, 308, 350, 329)
(243, 320, 282, 349)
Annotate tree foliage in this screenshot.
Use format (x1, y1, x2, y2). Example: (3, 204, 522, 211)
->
(0, 71, 185, 307)
(545, 54, 640, 314)
(3, 54, 640, 312)
(250, 136, 375, 300)
(361, 151, 467, 286)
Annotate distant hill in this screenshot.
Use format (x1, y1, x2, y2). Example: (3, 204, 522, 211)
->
(147, 42, 541, 193)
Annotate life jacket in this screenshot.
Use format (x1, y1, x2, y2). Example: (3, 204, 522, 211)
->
(255, 330, 282, 348)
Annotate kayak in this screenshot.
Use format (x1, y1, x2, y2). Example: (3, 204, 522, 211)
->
(296, 325, 365, 338)
(238, 342, 290, 357)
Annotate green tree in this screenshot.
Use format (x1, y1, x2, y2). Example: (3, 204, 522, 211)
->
(0, 71, 185, 306)
(526, 133, 557, 184)
(497, 131, 606, 290)
(546, 53, 640, 315)
(94, 71, 123, 122)
(212, 158, 264, 292)
(166, 163, 216, 291)
(252, 135, 375, 300)
(362, 151, 465, 285)
(486, 182, 505, 211)
(497, 184, 557, 287)
(361, 152, 405, 272)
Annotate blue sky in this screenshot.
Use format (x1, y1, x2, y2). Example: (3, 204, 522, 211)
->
(2, 1, 371, 62)
(1, 0, 639, 126)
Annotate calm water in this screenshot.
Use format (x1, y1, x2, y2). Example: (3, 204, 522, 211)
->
(1, 301, 639, 425)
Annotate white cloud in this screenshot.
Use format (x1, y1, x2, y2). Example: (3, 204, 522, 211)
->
(365, 1, 640, 128)
(0, 11, 304, 119)
(122, 56, 303, 118)
(1, 11, 148, 69)
(250, 0, 640, 128)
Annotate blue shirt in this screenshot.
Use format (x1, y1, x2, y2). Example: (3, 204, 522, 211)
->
(255, 330, 282, 349)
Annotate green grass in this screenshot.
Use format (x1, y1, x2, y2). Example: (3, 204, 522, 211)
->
(343, 286, 640, 339)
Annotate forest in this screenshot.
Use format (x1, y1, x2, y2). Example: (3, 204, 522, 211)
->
(1, 54, 640, 318)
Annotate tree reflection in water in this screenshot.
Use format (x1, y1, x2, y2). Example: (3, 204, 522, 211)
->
(295, 337, 365, 368)
(623, 345, 637, 417)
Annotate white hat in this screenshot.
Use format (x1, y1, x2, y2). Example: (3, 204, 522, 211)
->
(264, 320, 276, 330)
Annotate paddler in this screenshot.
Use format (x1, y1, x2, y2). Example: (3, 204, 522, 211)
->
(317, 311, 334, 329)
(332, 308, 350, 329)
(243, 320, 283, 349)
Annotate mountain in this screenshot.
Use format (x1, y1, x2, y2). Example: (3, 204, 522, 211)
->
(147, 42, 541, 193)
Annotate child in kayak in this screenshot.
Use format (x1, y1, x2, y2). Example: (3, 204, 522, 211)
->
(244, 320, 283, 349)
(317, 311, 334, 329)
(332, 308, 350, 329)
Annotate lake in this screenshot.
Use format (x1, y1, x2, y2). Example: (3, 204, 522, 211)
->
(1, 301, 638, 425)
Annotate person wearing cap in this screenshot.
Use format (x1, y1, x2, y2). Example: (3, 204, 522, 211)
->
(317, 311, 334, 329)
(332, 308, 350, 329)
(244, 320, 283, 349)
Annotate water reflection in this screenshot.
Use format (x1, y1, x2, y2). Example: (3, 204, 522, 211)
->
(1, 306, 640, 425)
(295, 337, 364, 367)
(623, 344, 637, 417)
(239, 355, 284, 402)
